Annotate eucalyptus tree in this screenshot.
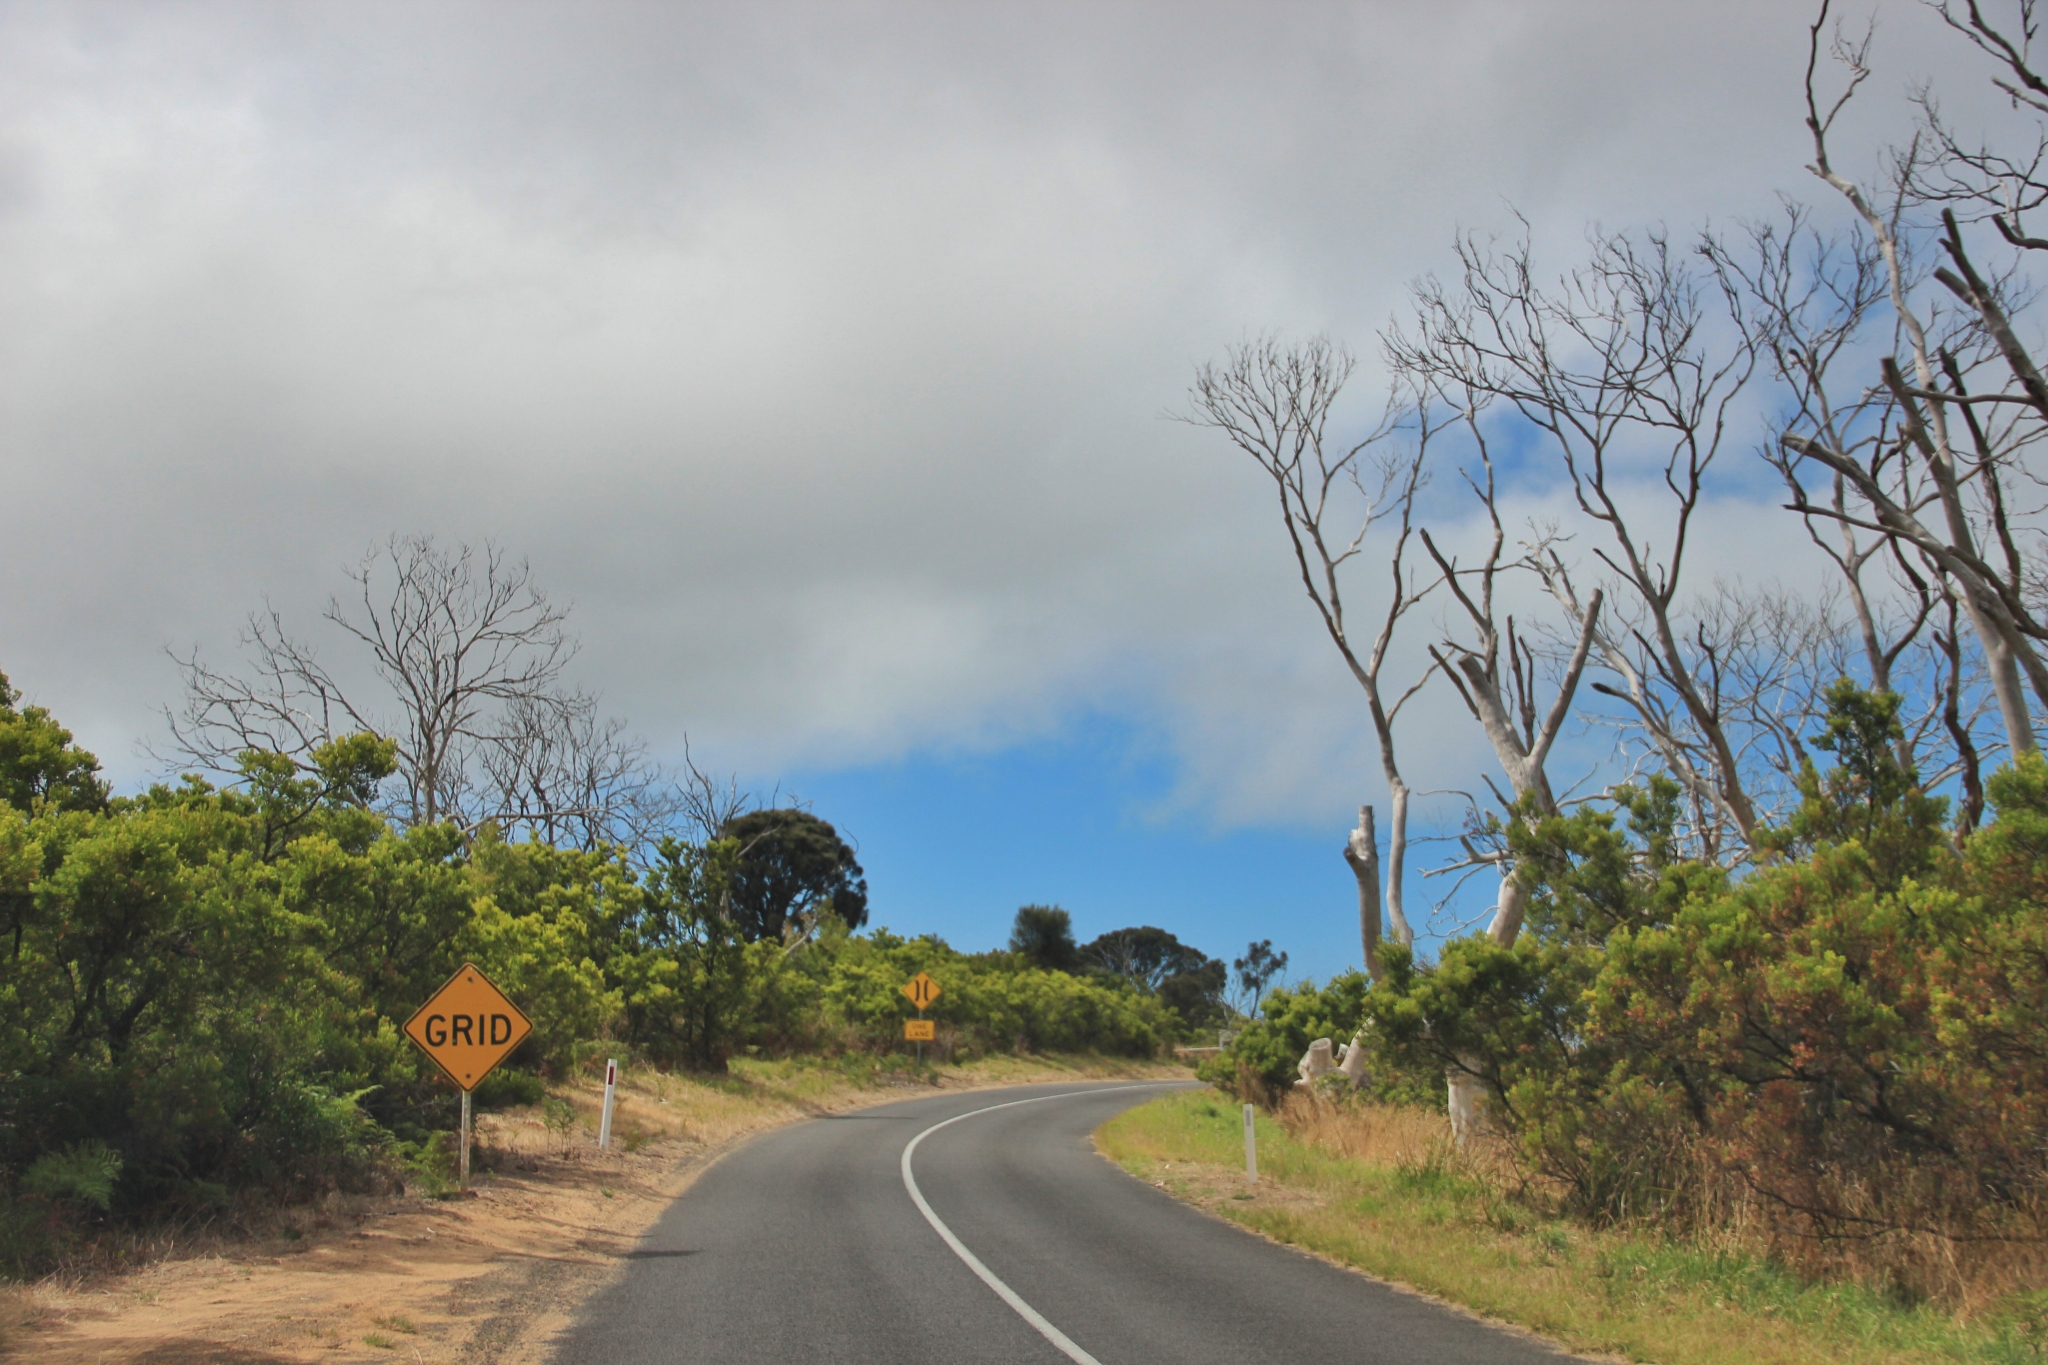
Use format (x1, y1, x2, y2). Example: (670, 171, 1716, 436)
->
(1774, 2, 2048, 760)
(166, 534, 678, 847)
(1182, 338, 1436, 980)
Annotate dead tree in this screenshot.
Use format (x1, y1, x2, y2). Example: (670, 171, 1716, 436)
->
(1778, 5, 2048, 756)
(1707, 207, 1932, 725)
(480, 693, 688, 852)
(1389, 222, 1765, 857)
(1412, 405, 1604, 944)
(167, 534, 673, 845)
(1704, 190, 2006, 836)
(1183, 336, 1436, 980)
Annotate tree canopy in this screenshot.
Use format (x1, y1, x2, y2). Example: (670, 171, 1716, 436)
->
(1082, 925, 1210, 992)
(718, 808, 869, 942)
(0, 671, 107, 814)
(1009, 904, 1080, 972)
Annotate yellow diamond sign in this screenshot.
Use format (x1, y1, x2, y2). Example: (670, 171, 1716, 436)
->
(901, 971, 941, 1010)
(404, 962, 533, 1092)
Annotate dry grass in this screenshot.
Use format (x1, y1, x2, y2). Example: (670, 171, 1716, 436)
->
(1270, 1088, 2048, 1324)
(1270, 1089, 1463, 1166)
(1725, 1165, 2048, 1321)
(1099, 1089, 2046, 1365)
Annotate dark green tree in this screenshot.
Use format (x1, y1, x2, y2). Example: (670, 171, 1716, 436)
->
(717, 809, 868, 943)
(1009, 904, 1080, 971)
(619, 836, 757, 1069)
(1756, 680, 1950, 886)
(1156, 958, 1227, 1031)
(1084, 925, 1211, 992)
(1231, 939, 1288, 1015)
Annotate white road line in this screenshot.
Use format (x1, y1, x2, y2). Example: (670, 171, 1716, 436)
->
(899, 1083, 1172, 1365)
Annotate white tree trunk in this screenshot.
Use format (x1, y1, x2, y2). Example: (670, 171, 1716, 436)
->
(1345, 806, 1384, 981)
(1487, 872, 1528, 947)
(1385, 782, 1413, 946)
(1968, 591, 2039, 755)
(1338, 1030, 1370, 1088)
(1447, 1065, 1484, 1143)
(1444, 872, 1529, 1141)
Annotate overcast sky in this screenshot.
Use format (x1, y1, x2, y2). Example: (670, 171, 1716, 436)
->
(0, 1, 2004, 976)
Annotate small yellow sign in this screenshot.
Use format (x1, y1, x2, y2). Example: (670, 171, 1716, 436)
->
(902, 972, 942, 1010)
(904, 1019, 936, 1042)
(403, 962, 533, 1092)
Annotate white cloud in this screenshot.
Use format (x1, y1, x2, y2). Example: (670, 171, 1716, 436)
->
(0, 0, 1986, 825)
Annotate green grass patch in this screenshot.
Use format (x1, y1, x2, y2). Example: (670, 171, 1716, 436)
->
(1098, 1091, 2043, 1365)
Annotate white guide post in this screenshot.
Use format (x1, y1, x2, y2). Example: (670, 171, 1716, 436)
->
(1242, 1103, 1257, 1185)
(459, 1089, 472, 1190)
(598, 1058, 618, 1150)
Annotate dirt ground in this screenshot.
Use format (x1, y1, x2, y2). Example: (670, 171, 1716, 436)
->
(2, 1055, 1189, 1365)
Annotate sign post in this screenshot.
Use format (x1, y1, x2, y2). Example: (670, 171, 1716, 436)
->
(901, 972, 941, 1064)
(1243, 1103, 1258, 1185)
(403, 963, 533, 1192)
(598, 1058, 618, 1150)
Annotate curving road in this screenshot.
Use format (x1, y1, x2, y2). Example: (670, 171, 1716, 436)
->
(554, 1081, 1579, 1365)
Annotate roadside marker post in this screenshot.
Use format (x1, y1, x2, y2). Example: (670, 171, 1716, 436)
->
(402, 963, 533, 1193)
(1243, 1103, 1257, 1185)
(598, 1058, 618, 1150)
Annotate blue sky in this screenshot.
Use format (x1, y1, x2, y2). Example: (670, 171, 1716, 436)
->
(785, 712, 1373, 985)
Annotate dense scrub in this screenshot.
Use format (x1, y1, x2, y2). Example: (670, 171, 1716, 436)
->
(1208, 686, 2048, 1307)
(0, 674, 1174, 1275)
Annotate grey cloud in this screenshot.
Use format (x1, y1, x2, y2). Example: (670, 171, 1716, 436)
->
(0, 0, 1979, 823)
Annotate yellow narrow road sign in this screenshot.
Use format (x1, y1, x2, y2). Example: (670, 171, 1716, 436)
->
(904, 1019, 936, 1041)
(901, 971, 942, 1010)
(404, 962, 533, 1092)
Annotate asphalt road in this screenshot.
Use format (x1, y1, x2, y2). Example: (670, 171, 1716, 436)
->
(555, 1081, 1580, 1365)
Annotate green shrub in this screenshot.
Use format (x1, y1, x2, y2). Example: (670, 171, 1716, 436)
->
(0, 673, 1186, 1266)
(22, 1141, 121, 1211)
(472, 1068, 545, 1110)
(1197, 972, 1370, 1098)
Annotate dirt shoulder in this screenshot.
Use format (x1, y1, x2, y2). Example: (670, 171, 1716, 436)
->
(4, 1054, 1189, 1365)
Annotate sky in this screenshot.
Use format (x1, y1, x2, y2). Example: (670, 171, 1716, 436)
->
(0, 1, 2011, 982)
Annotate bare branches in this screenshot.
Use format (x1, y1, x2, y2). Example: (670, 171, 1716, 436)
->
(165, 533, 692, 852)
(676, 738, 761, 844)
(1781, 3, 2048, 755)
(322, 536, 577, 826)
(162, 604, 373, 775)
(1182, 335, 1437, 965)
(1391, 220, 1765, 852)
(478, 693, 686, 852)
(1188, 4, 2048, 953)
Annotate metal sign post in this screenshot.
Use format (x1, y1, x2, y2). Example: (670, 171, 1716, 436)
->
(460, 1091, 472, 1189)
(1243, 1103, 1258, 1185)
(901, 973, 941, 1064)
(598, 1058, 618, 1150)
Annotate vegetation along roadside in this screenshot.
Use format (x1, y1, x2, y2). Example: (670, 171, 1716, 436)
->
(6, 1050, 1186, 1364)
(1099, 1090, 2048, 1365)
